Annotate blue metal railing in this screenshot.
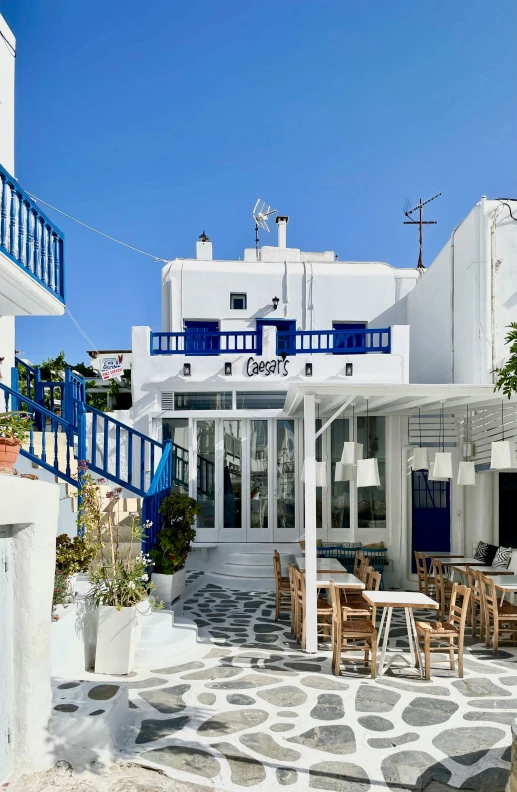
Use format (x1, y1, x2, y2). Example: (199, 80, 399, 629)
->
(1, 381, 77, 486)
(151, 330, 259, 356)
(142, 441, 172, 553)
(276, 328, 391, 355)
(0, 163, 65, 302)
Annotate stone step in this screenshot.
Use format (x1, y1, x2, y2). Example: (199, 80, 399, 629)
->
(135, 611, 202, 668)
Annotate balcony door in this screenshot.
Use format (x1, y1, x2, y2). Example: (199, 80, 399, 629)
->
(184, 321, 220, 355)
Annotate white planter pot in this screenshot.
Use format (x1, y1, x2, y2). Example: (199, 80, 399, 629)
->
(95, 604, 139, 675)
(153, 568, 187, 606)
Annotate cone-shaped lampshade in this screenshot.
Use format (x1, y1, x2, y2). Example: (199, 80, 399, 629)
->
(301, 461, 328, 487)
(412, 447, 429, 471)
(356, 458, 380, 488)
(334, 462, 356, 482)
(431, 451, 453, 480)
(491, 440, 517, 470)
(340, 442, 363, 466)
(457, 460, 476, 486)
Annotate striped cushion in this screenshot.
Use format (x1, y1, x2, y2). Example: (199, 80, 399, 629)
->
(493, 546, 512, 569)
(474, 541, 489, 562)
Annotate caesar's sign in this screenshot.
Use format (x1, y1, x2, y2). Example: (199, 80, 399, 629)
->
(246, 357, 289, 377)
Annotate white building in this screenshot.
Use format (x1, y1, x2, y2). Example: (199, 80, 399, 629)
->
(130, 201, 517, 619)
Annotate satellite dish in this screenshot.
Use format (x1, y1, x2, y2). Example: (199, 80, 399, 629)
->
(253, 199, 277, 232)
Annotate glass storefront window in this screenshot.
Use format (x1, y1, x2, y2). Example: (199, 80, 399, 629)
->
(316, 418, 323, 529)
(197, 420, 215, 528)
(331, 418, 350, 529)
(357, 416, 386, 528)
(277, 419, 295, 528)
(175, 392, 232, 410)
(250, 420, 268, 529)
(223, 420, 242, 528)
(162, 418, 189, 492)
(237, 392, 286, 409)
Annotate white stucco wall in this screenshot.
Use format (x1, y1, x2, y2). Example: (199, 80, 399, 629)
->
(0, 475, 59, 775)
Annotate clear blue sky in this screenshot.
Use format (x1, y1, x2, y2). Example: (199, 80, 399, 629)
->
(1, 0, 515, 364)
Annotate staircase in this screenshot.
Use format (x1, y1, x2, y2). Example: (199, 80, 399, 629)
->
(2, 359, 190, 551)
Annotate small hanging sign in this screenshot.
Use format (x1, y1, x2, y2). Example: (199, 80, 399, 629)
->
(99, 355, 124, 381)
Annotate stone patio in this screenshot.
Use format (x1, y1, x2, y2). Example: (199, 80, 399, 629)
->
(109, 582, 515, 791)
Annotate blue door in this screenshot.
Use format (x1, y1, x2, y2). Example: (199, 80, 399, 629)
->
(184, 321, 220, 355)
(411, 471, 450, 572)
(332, 322, 367, 354)
(256, 319, 296, 355)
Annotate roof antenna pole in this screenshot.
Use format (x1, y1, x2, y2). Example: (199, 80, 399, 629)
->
(403, 193, 441, 271)
(252, 199, 278, 262)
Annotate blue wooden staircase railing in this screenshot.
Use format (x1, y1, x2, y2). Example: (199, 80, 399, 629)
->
(4, 362, 190, 551)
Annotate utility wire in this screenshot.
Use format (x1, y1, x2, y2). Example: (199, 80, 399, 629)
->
(65, 307, 99, 354)
(27, 192, 169, 262)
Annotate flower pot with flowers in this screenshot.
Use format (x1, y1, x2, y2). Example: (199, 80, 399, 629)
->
(150, 492, 200, 606)
(0, 412, 32, 473)
(78, 463, 159, 674)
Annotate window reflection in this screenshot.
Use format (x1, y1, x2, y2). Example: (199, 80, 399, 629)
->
(197, 420, 215, 528)
(223, 420, 242, 528)
(277, 420, 295, 528)
(357, 416, 386, 528)
(331, 419, 350, 529)
(250, 420, 268, 528)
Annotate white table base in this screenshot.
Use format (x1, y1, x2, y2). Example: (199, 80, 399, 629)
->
(377, 606, 424, 678)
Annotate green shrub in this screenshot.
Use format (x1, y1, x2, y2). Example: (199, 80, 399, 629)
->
(149, 493, 200, 574)
(56, 533, 96, 577)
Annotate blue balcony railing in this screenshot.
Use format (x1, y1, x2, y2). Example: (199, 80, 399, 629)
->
(0, 163, 65, 302)
(276, 328, 391, 355)
(151, 330, 259, 356)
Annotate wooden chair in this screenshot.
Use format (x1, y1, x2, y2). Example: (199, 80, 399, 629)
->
(330, 580, 377, 678)
(432, 558, 453, 620)
(415, 582, 471, 680)
(414, 551, 436, 596)
(467, 566, 484, 640)
(479, 572, 517, 654)
(341, 568, 381, 625)
(287, 563, 297, 635)
(293, 568, 333, 649)
(273, 550, 290, 621)
(353, 550, 366, 578)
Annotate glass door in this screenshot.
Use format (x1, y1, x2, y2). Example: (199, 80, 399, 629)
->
(247, 419, 272, 541)
(274, 419, 299, 542)
(218, 419, 247, 542)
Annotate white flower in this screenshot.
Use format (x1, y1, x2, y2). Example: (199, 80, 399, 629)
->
(128, 581, 136, 590)
(141, 574, 149, 582)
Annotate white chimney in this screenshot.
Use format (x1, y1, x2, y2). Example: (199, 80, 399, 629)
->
(275, 216, 289, 248)
(196, 231, 213, 261)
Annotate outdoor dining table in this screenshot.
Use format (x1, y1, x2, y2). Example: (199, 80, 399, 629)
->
(295, 557, 348, 574)
(314, 571, 364, 591)
(491, 575, 517, 605)
(421, 552, 466, 559)
(361, 591, 439, 678)
(450, 564, 515, 583)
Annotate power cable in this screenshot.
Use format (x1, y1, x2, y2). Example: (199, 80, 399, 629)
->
(27, 193, 170, 262)
(65, 307, 99, 354)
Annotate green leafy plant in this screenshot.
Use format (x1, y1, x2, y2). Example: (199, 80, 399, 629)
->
(77, 462, 158, 609)
(150, 493, 200, 575)
(56, 533, 96, 577)
(494, 322, 517, 398)
(0, 412, 32, 443)
(52, 570, 70, 620)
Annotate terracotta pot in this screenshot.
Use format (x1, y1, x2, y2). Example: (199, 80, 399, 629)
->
(0, 437, 21, 473)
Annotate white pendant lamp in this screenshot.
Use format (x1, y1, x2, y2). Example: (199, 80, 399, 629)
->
(356, 399, 381, 488)
(429, 406, 452, 480)
(335, 462, 356, 482)
(340, 441, 363, 465)
(301, 461, 328, 486)
(491, 402, 517, 470)
(411, 408, 430, 471)
(458, 407, 475, 486)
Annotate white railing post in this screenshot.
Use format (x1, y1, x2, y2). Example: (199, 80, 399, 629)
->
(303, 394, 317, 652)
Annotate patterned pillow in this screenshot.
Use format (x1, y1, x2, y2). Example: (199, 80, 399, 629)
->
(485, 544, 499, 565)
(493, 546, 512, 569)
(474, 541, 489, 562)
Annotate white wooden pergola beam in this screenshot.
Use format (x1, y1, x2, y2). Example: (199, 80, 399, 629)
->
(315, 396, 354, 440)
(353, 396, 400, 415)
(373, 395, 446, 416)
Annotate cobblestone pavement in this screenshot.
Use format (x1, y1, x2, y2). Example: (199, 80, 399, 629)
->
(109, 583, 514, 791)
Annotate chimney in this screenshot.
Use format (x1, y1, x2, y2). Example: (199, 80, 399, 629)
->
(275, 216, 288, 248)
(196, 231, 213, 261)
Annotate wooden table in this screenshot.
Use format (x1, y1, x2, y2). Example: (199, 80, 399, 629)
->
(314, 572, 364, 590)
(451, 564, 515, 582)
(362, 591, 439, 678)
(491, 575, 517, 604)
(421, 552, 465, 560)
(295, 557, 348, 574)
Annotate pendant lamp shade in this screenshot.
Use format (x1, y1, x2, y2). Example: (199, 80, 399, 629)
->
(356, 457, 380, 488)
(334, 462, 356, 482)
(431, 451, 453, 480)
(340, 441, 363, 466)
(412, 447, 429, 471)
(490, 440, 517, 470)
(457, 460, 476, 486)
(301, 461, 328, 487)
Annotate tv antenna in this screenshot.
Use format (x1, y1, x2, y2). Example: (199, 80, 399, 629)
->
(403, 193, 441, 270)
(253, 199, 277, 257)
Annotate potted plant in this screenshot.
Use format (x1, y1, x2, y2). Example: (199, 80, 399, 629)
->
(0, 412, 32, 473)
(150, 492, 200, 605)
(78, 463, 158, 675)
(55, 533, 96, 595)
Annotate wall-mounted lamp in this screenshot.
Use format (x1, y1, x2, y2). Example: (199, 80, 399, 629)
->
(224, 362, 232, 376)
(305, 363, 313, 377)
(183, 363, 191, 377)
(345, 363, 353, 377)
(272, 296, 280, 310)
